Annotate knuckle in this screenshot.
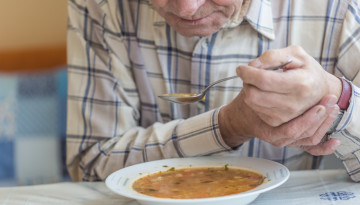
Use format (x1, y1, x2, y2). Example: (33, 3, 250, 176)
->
(277, 112, 293, 125)
(262, 49, 278, 59)
(295, 86, 313, 103)
(297, 80, 311, 95)
(284, 107, 302, 122)
(267, 118, 282, 127)
(259, 113, 283, 127)
(290, 45, 305, 54)
(284, 126, 299, 140)
(286, 105, 298, 116)
(310, 136, 321, 145)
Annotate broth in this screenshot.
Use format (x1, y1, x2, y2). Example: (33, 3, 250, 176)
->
(164, 93, 198, 97)
(132, 166, 264, 199)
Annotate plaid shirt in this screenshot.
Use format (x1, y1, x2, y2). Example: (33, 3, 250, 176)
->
(67, 0, 360, 181)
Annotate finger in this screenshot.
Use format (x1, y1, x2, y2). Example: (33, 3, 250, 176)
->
(237, 65, 296, 93)
(243, 84, 292, 108)
(243, 84, 303, 118)
(255, 59, 293, 71)
(273, 104, 328, 146)
(257, 113, 287, 127)
(248, 46, 306, 70)
(251, 104, 303, 127)
(312, 102, 339, 137)
(302, 138, 341, 156)
(293, 105, 339, 146)
(245, 96, 298, 127)
(287, 96, 339, 146)
(250, 58, 300, 71)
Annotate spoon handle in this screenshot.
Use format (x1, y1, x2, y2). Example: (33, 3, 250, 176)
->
(202, 75, 238, 94)
(201, 59, 292, 94)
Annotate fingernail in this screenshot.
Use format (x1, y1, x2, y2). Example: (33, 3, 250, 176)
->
(326, 96, 337, 107)
(316, 106, 325, 117)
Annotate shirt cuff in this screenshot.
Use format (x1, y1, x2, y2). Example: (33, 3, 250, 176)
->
(337, 150, 360, 182)
(331, 82, 360, 156)
(333, 79, 355, 134)
(332, 82, 360, 181)
(174, 108, 233, 157)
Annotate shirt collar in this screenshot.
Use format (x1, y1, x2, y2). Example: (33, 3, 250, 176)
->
(223, 0, 275, 40)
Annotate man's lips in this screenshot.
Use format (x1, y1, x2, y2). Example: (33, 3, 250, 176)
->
(178, 15, 209, 25)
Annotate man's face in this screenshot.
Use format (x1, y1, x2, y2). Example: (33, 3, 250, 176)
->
(150, 0, 243, 37)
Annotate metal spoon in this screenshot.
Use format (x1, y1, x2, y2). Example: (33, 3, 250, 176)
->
(158, 60, 292, 104)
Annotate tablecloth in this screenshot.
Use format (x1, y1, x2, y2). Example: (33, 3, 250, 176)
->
(1, 169, 359, 205)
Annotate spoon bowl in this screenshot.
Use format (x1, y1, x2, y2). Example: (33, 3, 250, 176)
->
(158, 93, 204, 104)
(158, 60, 292, 104)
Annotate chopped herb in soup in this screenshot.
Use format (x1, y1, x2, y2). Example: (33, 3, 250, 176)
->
(132, 166, 264, 199)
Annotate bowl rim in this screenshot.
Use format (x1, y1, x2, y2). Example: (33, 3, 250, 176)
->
(105, 156, 290, 203)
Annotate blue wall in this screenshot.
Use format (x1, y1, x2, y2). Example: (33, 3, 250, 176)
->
(0, 67, 68, 186)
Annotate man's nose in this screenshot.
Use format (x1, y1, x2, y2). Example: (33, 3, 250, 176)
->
(174, 0, 206, 17)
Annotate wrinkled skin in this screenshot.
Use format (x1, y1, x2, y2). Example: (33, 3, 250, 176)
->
(150, 1, 343, 155)
(220, 46, 342, 156)
(150, 0, 243, 37)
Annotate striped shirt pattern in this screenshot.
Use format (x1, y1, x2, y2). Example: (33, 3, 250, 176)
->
(67, 0, 360, 181)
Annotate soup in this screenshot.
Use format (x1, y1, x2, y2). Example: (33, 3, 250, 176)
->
(132, 165, 264, 199)
(164, 93, 198, 97)
(162, 93, 205, 103)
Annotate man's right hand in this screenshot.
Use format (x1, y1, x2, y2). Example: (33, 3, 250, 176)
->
(219, 92, 341, 155)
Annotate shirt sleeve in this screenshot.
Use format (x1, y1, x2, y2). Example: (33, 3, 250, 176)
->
(66, 0, 232, 181)
(330, 0, 360, 182)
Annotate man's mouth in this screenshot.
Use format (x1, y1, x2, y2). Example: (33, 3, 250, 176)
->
(178, 15, 209, 25)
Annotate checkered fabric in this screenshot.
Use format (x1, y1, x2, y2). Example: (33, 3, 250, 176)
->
(66, 0, 360, 182)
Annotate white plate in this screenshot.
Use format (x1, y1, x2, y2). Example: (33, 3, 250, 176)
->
(106, 156, 289, 205)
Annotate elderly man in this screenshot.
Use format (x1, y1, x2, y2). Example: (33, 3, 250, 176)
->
(66, 0, 360, 182)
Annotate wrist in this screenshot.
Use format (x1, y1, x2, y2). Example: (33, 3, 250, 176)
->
(218, 95, 253, 148)
(327, 74, 342, 102)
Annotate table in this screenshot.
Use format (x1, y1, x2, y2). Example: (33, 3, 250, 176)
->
(1, 169, 359, 205)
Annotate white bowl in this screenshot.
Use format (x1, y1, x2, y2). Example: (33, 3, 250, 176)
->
(106, 156, 289, 205)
